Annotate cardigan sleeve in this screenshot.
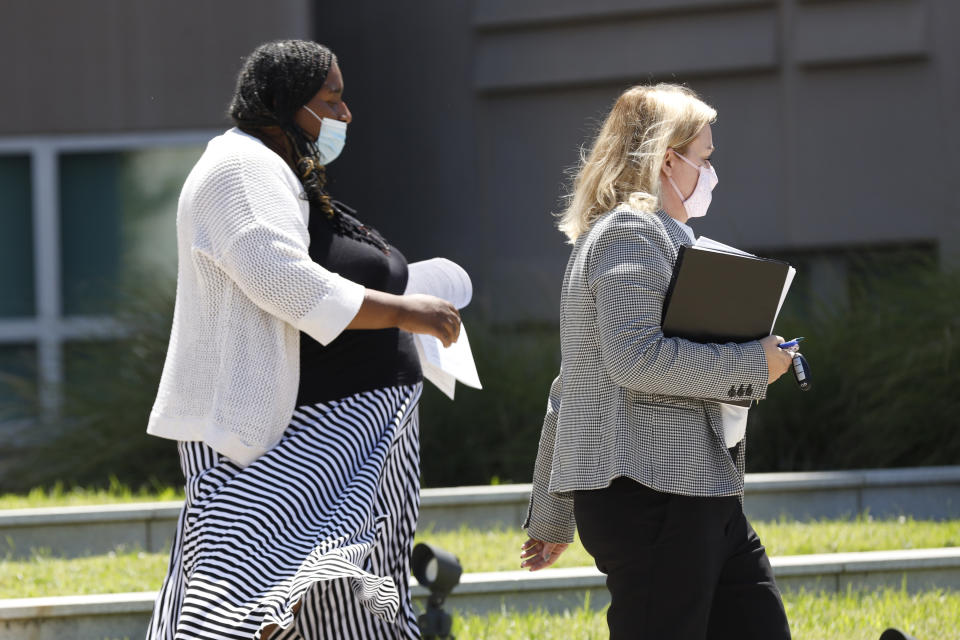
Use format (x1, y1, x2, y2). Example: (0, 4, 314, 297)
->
(587, 213, 769, 402)
(194, 151, 364, 346)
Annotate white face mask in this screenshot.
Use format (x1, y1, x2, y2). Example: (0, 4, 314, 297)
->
(667, 150, 718, 219)
(303, 105, 347, 165)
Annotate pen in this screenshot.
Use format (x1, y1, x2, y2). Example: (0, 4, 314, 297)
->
(778, 337, 805, 349)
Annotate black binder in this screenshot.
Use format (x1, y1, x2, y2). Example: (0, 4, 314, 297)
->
(661, 245, 793, 344)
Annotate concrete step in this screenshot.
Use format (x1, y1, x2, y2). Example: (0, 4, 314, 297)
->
(2, 466, 958, 559)
(2, 548, 959, 640)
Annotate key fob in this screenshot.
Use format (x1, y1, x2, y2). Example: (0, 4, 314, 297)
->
(792, 352, 812, 391)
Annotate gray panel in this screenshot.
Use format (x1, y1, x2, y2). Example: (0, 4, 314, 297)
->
(745, 489, 861, 521)
(474, 0, 773, 29)
(442, 587, 611, 616)
(0, 0, 312, 134)
(928, 0, 960, 266)
(839, 567, 960, 592)
(796, 0, 929, 67)
(860, 486, 960, 520)
(475, 74, 784, 320)
(419, 502, 530, 532)
(671, 76, 786, 250)
(1, 613, 152, 640)
(474, 87, 616, 319)
(476, 9, 778, 92)
(147, 518, 179, 553)
(0, 521, 148, 558)
(790, 63, 945, 248)
(774, 574, 839, 593)
(310, 0, 481, 282)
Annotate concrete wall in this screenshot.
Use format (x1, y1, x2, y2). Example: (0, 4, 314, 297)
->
(0, 0, 312, 134)
(2, 0, 957, 321)
(318, 0, 960, 320)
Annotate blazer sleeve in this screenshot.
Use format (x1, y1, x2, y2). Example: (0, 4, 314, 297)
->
(588, 214, 769, 401)
(196, 151, 365, 346)
(523, 371, 576, 544)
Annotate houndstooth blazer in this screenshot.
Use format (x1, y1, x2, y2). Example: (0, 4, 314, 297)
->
(523, 207, 770, 544)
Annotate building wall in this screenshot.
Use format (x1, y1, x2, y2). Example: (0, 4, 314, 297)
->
(0, 0, 313, 134)
(318, 0, 960, 320)
(0, 1, 314, 405)
(0, 0, 958, 394)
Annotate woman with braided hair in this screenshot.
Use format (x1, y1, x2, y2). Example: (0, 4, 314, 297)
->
(145, 40, 457, 639)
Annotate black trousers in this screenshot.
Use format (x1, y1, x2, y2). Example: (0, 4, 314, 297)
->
(574, 477, 791, 640)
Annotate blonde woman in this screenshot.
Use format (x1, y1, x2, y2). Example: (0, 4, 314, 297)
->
(520, 84, 794, 639)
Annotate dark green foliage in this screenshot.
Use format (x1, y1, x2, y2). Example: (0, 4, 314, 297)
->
(418, 321, 560, 487)
(747, 257, 960, 472)
(0, 278, 181, 492)
(3, 260, 958, 491)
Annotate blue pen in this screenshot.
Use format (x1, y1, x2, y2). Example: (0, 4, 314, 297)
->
(778, 337, 805, 349)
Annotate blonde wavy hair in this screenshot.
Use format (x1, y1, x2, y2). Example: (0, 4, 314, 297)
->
(557, 84, 717, 242)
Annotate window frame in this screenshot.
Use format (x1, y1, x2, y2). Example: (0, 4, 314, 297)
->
(0, 130, 219, 403)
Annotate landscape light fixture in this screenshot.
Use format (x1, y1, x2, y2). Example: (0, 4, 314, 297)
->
(412, 542, 462, 640)
(880, 630, 920, 640)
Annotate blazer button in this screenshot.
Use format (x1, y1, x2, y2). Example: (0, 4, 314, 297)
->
(746, 384, 753, 396)
(737, 384, 745, 397)
(728, 385, 737, 398)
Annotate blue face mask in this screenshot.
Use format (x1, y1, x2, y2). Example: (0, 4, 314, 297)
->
(302, 105, 347, 165)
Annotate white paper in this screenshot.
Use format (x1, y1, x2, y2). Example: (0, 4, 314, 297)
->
(404, 258, 482, 399)
(720, 401, 749, 447)
(693, 236, 756, 258)
(772, 266, 797, 333)
(414, 340, 458, 400)
(412, 324, 482, 400)
(405, 258, 472, 309)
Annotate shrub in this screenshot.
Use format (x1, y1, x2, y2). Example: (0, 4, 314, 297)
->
(2, 261, 958, 491)
(418, 320, 560, 487)
(0, 277, 181, 491)
(746, 261, 960, 472)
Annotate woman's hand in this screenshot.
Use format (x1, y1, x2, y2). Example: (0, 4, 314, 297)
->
(396, 294, 461, 347)
(760, 335, 794, 383)
(348, 290, 461, 346)
(520, 537, 569, 571)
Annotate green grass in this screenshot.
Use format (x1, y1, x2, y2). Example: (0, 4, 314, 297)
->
(0, 549, 171, 598)
(422, 517, 960, 573)
(0, 480, 182, 510)
(3, 557, 956, 638)
(451, 588, 960, 639)
(3, 519, 958, 599)
(19, 589, 960, 640)
(756, 515, 960, 556)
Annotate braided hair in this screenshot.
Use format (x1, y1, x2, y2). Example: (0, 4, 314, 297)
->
(228, 40, 390, 253)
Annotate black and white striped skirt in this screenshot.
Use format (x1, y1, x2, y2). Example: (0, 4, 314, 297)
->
(147, 383, 423, 640)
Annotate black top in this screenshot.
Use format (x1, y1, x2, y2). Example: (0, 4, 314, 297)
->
(297, 207, 422, 406)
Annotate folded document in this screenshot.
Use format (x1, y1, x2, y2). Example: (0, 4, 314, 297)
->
(404, 258, 483, 399)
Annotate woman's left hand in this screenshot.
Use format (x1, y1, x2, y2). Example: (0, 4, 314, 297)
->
(520, 537, 569, 571)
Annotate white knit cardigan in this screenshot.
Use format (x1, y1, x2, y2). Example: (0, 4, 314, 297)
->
(147, 128, 364, 465)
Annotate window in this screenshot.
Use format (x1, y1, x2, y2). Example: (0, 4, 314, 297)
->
(59, 147, 195, 314)
(0, 344, 38, 421)
(0, 155, 35, 317)
(774, 242, 938, 320)
(0, 132, 213, 416)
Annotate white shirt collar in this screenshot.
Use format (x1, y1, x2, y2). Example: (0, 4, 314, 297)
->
(669, 216, 696, 244)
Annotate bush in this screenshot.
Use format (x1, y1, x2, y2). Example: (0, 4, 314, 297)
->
(3, 260, 958, 491)
(746, 261, 960, 472)
(0, 277, 181, 492)
(418, 320, 560, 487)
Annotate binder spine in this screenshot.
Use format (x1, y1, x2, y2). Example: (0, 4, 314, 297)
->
(661, 244, 688, 327)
